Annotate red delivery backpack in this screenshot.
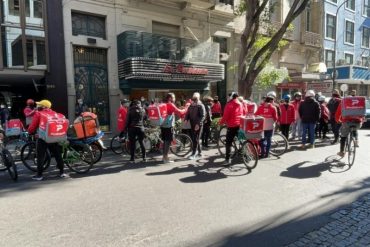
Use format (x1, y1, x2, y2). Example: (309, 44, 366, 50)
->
(73, 112, 100, 139)
(240, 116, 264, 139)
(147, 103, 167, 126)
(5, 119, 24, 136)
(38, 111, 69, 143)
(341, 96, 366, 118)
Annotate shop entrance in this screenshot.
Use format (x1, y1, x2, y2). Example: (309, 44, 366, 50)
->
(74, 46, 110, 131)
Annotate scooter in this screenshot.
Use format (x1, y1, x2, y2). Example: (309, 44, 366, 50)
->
(69, 131, 105, 164)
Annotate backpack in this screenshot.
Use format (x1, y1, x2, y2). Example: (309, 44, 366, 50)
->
(341, 96, 366, 118)
(147, 103, 167, 126)
(73, 112, 100, 139)
(38, 111, 69, 143)
(5, 119, 23, 137)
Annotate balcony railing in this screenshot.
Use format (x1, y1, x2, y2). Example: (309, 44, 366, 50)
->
(117, 31, 220, 64)
(301, 31, 321, 48)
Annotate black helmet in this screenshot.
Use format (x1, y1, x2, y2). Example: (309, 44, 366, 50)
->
(121, 99, 129, 105)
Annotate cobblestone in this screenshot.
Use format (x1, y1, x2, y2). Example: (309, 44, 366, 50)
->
(285, 193, 370, 246)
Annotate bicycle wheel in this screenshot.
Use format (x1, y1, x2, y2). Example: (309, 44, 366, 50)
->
(2, 149, 18, 181)
(110, 135, 125, 155)
(219, 125, 227, 137)
(269, 132, 288, 157)
(170, 133, 192, 157)
(347, 136, 356, 166)
(217, 134, 227, 157)
(90, 142, 103, 164)
(5, 138, 26, 161)
(20, 142, 51, 172)
(65, 144, 94, 174)
(241, 140, 258, 170)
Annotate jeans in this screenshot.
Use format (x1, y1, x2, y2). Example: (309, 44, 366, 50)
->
(301, 123, 316, 145)
(330, 119, 341, 141)
(259, 130, 273, 157)
(225, 127, 239, 160)
(291, 119, 302, 139)
(36, 139, 64, 176)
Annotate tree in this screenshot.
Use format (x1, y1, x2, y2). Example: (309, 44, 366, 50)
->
(237, 0, 310, 98)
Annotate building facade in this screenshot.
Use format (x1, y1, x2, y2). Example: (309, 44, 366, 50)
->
(63, 0, 236, 131)
(0, 0, 67, 117)
(324, 0, 370, 96)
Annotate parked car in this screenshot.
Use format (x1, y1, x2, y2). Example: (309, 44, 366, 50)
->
(362, 99, 370, 128)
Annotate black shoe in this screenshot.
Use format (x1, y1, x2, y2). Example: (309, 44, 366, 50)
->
(222, 159, 232, 167)
(32, 175, 44, 181)
(331, 140, 338, 145)
(143, 158, 147, 162)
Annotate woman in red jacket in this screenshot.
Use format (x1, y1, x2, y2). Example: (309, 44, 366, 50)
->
(279, 95, 296, 140)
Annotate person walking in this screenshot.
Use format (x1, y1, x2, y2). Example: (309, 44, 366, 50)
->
(201, 96, 212, 149)
(28, 100, 66, 181)
(23, 99, 36, 127)
(117, 99, 129, 139)
(256, 94, 278, 158)
(317, 96, 329, 139)
(279, 95, 295, 140)
(219, 92, 245, 166)
(211, 96, 222, 118)
(161, 93, 188, 163)
(185, 93, 206, 160)
(327, 89, 342, 144)
(291, 92, 303, 140)
(298, 90, 321, 149)
(125, 100, 146, 163)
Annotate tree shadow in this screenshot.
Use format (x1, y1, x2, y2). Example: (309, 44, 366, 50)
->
(146, 156, 252, 183)
(280, 156, 349, 179)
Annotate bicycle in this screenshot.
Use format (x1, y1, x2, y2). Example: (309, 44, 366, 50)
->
(342, 125, 357, 166)
(269, 132, 289, 157)
(0, 134, 18, 181)
(217, 130, 258, 170)
(60, 139, 94, 174)
(5, 131, 29, 161)
(20, 135, 51, 172)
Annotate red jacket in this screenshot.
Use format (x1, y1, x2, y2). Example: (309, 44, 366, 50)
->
(320, 104, 330, 122)
(219, 99, 245, 128)
(24, 106, 36, 125)
(211, 101, 222, 114)
(292, 99, 303, 120)
(256, 103, 278, 130)
(28, 108, 55, 134)
(335, 103, 364, 123)
(279, 103, 296, 124)
(117, 106, 127, 131)
(166, 102, 187, 118)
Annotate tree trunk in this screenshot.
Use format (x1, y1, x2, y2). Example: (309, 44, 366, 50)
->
(240, 71, 258, 99)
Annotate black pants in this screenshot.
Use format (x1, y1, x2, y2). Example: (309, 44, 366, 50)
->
(330, 119, 341, 141)
(280, 124, 290, 140)
(161, 128, 174, 157)
(225, 127, 239, 160)
(128, 127, 146, 160)
(212, 113, 221, 118)
(201, 123, 211, 147)
(190, 125, 203, 156)
(318, 119, 328, 138)
(36, 139, 64, 176)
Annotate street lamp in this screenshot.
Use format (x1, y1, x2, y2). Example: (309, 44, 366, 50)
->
(332, 0, 350, 91)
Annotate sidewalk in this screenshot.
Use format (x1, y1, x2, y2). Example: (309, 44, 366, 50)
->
(286, 193, 370, 247)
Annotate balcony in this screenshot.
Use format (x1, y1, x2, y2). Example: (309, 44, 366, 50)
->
(300, 31, 322, 48)
(259, 21, 293, 40)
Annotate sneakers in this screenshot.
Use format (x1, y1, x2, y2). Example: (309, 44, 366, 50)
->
(32, 175, 44, 181)
(307, 144, 315, 149)
(331, 140, 338, 145)
(299, 144, 306, 149)
(222, 159, 232, 167)
(337, 151, 345, 158)
(142, 158, 147, 162)
(59, 173, 69, 178)
(189, 155, 196, 160)
(163, 159, 174, 164)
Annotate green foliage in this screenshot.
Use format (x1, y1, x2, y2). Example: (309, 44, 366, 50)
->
(256, 63, 290, 90)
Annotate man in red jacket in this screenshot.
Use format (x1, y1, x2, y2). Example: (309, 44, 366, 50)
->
(23, 99, 36, 127)
(211, 96, 222, 118)
(279, 95, 295, 140)
(117, 99, 129, 139)
(28, 100, 65, 181)
(219, 92, 245, 166)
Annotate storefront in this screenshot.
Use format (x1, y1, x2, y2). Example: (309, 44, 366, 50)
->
(117, 31, 224, 103)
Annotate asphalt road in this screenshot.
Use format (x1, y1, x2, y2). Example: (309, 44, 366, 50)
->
(1, 130, 370, 247)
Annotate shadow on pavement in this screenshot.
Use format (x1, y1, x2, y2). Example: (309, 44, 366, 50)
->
(200, 176, 370, 247)
(146, 156, 252, 183)
(280, 156, 350, 179)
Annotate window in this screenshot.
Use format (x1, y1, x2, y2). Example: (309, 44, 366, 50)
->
(36, 40, 46, 65)
(363, 27, 370, 48)
(359, 84, 368, 96)
(306, 3, 311, 32)
(364, 0, 370, 17)
(328, 0, 337, 3)
(72, 12, 106, 39)
(34, 0, 43, 18)
(9, 0, 20, 16)
(362, 56, 369, 66)
(346, 0, 355, 11)
(326, 14, 336, 39)
(219, 0, 233, 6)
(345, 53, 354, 65)
(213, 37, 228, 53)
(325, 50, 334, 68)
(345, 20, 354, 44)
(25, 0, 30, 17)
